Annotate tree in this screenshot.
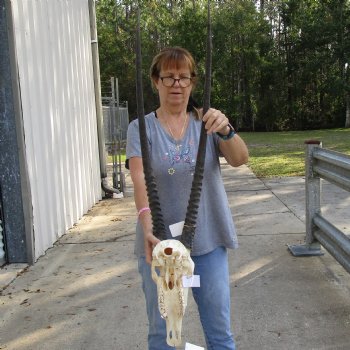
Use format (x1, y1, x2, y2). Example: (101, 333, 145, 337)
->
(95, 0, 350, 130)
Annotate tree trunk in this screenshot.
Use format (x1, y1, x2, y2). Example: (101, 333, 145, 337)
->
(260, 0, 264, 13)
(345, 93, 350, 128)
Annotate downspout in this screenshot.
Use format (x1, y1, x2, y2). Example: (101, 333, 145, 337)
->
(88, 0, 122, 197)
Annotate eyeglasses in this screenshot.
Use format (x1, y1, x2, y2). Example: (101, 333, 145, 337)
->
(160, 76, 192, 88)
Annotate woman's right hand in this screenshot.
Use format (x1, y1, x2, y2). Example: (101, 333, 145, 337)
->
(144, 231, 161, 264)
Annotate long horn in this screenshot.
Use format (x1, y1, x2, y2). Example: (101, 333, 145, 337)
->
(135, 7, 166, 240)
(181, 0, 212, 250)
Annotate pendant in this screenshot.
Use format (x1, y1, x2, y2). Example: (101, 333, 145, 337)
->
(168, 167, 175, 175)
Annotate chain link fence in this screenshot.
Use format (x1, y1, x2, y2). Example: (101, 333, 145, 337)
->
(102, 77, 129, 194)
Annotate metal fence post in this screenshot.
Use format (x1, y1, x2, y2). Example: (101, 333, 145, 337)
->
(288, 140, 324, 256)
(305, 141, 322, 245)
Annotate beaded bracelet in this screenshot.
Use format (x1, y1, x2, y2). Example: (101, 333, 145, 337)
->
(138, 207, 150, 216)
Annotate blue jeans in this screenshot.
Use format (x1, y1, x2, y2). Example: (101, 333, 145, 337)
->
(138, 246, 235, 350)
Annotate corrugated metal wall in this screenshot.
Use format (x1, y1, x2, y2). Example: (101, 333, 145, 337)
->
(10, 0, 101, 260)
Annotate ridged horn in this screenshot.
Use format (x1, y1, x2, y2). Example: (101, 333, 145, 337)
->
(181, 0, 212, 250)
(135, 7, 166, 240)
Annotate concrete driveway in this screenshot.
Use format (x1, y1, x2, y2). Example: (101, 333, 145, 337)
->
(0, 163, 349, 350)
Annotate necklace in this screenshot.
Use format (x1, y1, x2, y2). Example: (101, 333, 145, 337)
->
(165, 113, 188, 150)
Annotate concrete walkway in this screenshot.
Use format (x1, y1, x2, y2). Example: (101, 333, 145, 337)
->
(0, 163, 350, 350)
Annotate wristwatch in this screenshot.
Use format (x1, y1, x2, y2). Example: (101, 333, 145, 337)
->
(217, 124, 236, 140)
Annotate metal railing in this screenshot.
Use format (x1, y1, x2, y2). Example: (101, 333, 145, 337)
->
(288, 141, 350, 274)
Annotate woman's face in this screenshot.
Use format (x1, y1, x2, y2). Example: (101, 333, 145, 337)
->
(154, 65, 193, 110)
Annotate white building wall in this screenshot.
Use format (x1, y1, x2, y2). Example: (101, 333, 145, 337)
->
(10, 0, 102, 260)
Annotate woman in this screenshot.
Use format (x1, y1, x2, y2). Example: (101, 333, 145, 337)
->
(126, 47, 248, 350)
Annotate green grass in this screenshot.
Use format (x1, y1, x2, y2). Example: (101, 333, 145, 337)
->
(107, 153, 126, 164)
(240, 128, 350, 177)
(109, 129, 349, 177)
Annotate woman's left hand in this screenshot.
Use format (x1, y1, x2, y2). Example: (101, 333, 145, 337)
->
(202, 108, 230, 135)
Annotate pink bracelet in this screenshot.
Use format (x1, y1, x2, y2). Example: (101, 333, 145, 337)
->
(138, 207, 150, 216)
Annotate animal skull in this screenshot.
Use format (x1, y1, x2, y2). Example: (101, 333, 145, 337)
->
(151, 239, 195, 347)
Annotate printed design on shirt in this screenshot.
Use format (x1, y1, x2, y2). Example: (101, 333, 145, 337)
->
(169, 145, 191, 165)
(163, 140, 196, 175)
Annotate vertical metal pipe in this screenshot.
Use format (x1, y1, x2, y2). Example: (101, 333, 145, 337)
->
(88, 0, 107, 179)
(111, 77, 118, 189)
(116, 78, 123, 192)
(89, 0, 120, 195)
